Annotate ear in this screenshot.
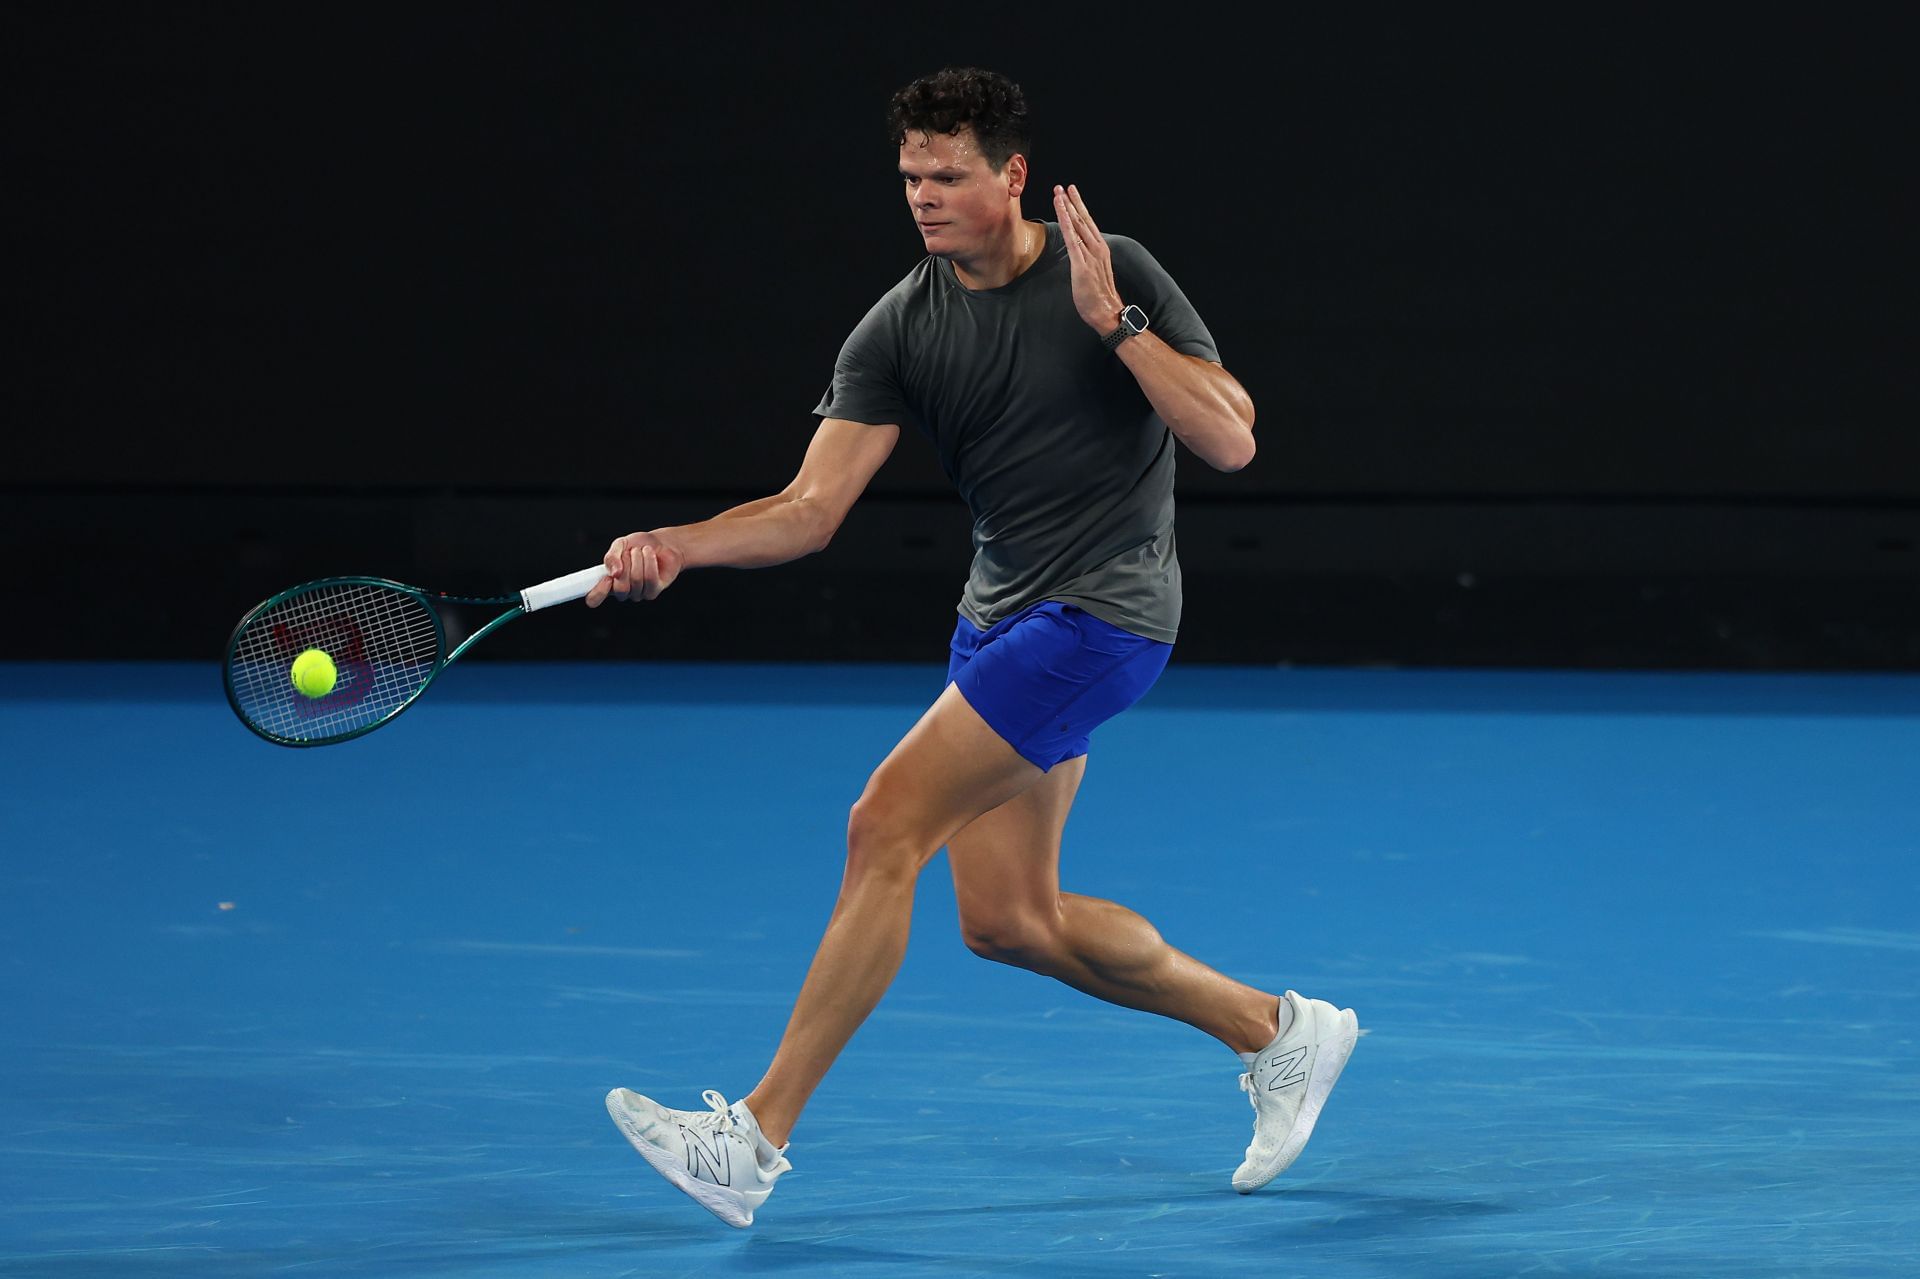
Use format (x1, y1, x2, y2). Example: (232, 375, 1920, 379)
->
(1005, 152, 1028, 198)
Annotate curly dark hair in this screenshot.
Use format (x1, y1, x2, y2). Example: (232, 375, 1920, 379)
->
(888, 66, 1031, 172)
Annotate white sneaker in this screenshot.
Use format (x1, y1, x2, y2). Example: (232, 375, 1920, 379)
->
(605, 1087, 791, 1228)
(1233, 990, 1360, 1193)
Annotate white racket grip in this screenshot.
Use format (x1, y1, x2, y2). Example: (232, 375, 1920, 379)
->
(520, 565, 607, 612)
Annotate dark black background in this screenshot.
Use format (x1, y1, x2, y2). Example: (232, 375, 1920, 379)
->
(6, 5, 1914, 665)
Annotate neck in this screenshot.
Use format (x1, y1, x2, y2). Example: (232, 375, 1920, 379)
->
(953, 217, 1037, 290)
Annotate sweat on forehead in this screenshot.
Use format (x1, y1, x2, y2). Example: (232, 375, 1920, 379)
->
(903, 128, 980, 155)
(898, 133, 998, 181)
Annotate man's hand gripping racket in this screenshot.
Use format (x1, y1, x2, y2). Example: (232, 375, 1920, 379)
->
(584, 530, 683, 608)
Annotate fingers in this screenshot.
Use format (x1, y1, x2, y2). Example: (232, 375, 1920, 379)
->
(1053, 183, 1099, 242)
(1067, 183, 1095, 230)
(618, 543, 645, 602)
(593, 535, 660, 604)
(1052, 185, 1081, 251)
(1052, 182, 1121, 331)
(599, 536, 629, 604)
(636, 544, 661, 601)
(585, 539, 620, 608)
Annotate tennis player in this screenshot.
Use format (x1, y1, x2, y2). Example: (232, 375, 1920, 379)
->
(588, 66, 1358, 1227)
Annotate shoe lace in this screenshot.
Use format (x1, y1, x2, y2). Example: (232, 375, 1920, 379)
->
(688, 1089, 738, 1135)
(1235, 1073, 1260, 1159)
(1236, 1067, 1267, 1152)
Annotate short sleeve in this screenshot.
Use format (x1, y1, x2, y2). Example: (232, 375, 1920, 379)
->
(1108, 236, 1221, 364)
(813, 294, 914, 426)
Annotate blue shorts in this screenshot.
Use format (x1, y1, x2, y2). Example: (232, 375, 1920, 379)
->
(945, 601, 1173, 772)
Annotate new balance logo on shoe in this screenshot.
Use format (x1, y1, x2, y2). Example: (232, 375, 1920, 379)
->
(1265, 1045, 1309, 1091)
(682, 1126, 732, 1185)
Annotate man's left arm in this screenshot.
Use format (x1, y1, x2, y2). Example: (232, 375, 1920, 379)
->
(1053, 183, 1257, 473)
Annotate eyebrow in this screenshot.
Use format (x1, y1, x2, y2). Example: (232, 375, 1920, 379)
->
(898, 167, 966, 179)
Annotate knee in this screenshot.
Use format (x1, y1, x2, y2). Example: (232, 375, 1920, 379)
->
(844, 791, 932, 888)
(959, 909, 1061, 969)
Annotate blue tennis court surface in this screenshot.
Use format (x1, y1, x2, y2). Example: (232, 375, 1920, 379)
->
(3, 660, 1917, 1275)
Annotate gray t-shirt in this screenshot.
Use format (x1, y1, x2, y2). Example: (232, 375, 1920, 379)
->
(813, 221, 1219, 643)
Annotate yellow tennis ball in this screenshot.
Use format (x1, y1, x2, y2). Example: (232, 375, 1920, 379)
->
(290, 648, 338, 699)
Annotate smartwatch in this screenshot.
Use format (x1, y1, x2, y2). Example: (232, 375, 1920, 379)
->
(1100, 303, 1149, 351)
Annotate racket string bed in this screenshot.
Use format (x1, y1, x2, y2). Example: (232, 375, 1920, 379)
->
(224, 564, 602, 746)
(228, 582, 442, 744)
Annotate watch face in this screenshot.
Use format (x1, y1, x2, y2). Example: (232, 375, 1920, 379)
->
(1122, 304, 1149, 333)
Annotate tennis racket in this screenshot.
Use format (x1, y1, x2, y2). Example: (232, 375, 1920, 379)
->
(223, 565, 606, 747)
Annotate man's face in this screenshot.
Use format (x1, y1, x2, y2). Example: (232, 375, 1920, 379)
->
(898, 126, 1020, 257)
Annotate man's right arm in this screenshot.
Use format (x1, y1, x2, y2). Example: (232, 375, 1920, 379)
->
(585, 418, 900, 606)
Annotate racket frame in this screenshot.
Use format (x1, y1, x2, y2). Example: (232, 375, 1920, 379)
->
(222, 575, 526, 748)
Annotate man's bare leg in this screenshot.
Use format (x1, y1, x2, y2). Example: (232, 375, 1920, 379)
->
(741, 683, 1043, 1147)
(948, 755, 1285, 1055)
